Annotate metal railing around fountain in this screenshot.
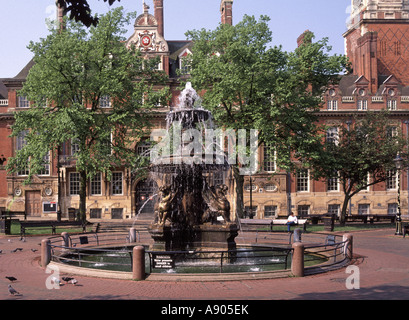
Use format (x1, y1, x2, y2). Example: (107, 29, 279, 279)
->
(146, 247, 293, 274)
(303, 236, 350, 267)
(48, 231, 142, 272)
(46, 231, 352, 276)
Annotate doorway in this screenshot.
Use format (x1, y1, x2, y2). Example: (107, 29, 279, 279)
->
(135, 179, 157, 219)
(25, 191, 41, 217)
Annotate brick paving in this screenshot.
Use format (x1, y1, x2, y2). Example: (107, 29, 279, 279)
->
(0, 228, 409, 301)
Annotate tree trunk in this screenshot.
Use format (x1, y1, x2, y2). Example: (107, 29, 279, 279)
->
(340, 193, 351, 226)
(79, 170, 87, 223)
(233, 166, 244, 219)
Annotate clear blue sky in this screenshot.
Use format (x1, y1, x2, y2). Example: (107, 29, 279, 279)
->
(0, 0, 351, 78)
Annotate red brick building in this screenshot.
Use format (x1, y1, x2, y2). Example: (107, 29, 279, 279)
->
(246, 0, 409, 219)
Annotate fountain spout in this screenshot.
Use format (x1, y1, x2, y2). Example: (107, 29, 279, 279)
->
(178, 82, 200, 109)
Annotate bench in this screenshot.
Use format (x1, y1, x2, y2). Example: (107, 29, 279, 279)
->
(272, 219, 308, 231)
(1, 211, 27, 220)
(345, 215, 369, 223)
(92, 223, 137, 233)
(403, 225, 409, 238)
(368, 215, 395, 224)
(20, 220, 87, 237)
(239, 219, 273, 231)
(402, 215, 409, 238)
(239, 218, 308, 232)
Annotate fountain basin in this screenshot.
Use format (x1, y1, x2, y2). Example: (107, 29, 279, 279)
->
(55, 243, 301, 275)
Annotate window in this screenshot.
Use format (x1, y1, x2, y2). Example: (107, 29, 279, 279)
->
(326, 127, 339, 145)
(264, 205, 277, 218)
(327, 100, 338, 111)
(111, 172, 123, 195)
(136, 140, 151, 158)
(357, 99, 367, 110)
(297, 205, 310, 217)
(111, 208, 123, 219)
(100, 95, 111, 108)
(387, 126, 398, 138)
(18, 96, 30, 108)
(179, 49, 192, 75)
(71, 139, 80, 156)
(386, 170, 397, 190)
(387, 99, 397, 111)
(327, 171, 339, 192)
(388, 203, 398, 216)
(39, 152, 50, 176)
(16, 130, 29, 176)
(328, 204, 340, 217)
(213, 172, 224, 186)
(244, 206, 257, 218)
(263, 144, 276, 172)
(245, 184, 257, 192)
(90, 173, 102, 196)
(90, 208, 102, 219)
(296, 169, 309, 192)
(358, 173, 370, 191)
(70, 172, 80, 195)
(358, 204, 370, 215)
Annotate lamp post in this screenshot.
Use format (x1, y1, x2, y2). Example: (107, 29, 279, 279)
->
(394, 154, 403, 235)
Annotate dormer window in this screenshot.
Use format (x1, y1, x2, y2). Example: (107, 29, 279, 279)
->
(179, 48, 192, 75)
(358, 88, 366, 96)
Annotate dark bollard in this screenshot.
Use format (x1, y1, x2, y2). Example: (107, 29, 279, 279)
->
(61, 232, 69, 247)
(291, 242, 304, 277)
(41, 239, 51, 269)
(129, 228, 137, 243)
(132, 246, 145, 281)
(293, 228, 302, 243)
(343, 233, 353, 260)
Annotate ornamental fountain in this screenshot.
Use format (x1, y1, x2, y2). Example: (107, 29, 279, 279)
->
(147, 82, 239, 251)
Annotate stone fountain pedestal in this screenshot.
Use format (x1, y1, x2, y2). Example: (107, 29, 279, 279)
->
(148, 222, 239, 252)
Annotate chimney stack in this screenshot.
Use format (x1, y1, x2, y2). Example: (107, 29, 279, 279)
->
(297, 30, 313, 47)
(153, 0, 164, 37)
(220, 0, 233, 25)
(56, 0, 66, 30)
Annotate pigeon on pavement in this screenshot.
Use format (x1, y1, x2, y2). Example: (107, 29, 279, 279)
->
(5, 276, 17, 282)
(51, 276, 61, 286)
(62, 277, 73, 283)
(8, 285, 20, 295)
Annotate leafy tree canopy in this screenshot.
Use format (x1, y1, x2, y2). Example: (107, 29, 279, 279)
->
(7, 7, 169, 221)
(309, 111, 406, 224)
(57, 0, 121, 27)
(185, 15, 349, 171)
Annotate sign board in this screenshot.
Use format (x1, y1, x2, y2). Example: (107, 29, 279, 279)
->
(152, 254, 174, 269)
(43, 202, 57, 213)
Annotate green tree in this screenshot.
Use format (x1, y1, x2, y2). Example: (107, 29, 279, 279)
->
(310, 111, 406, 225)
(56, 0, 120, 27)
(7, 8, 169, 222)
(185, 15, 348, 217)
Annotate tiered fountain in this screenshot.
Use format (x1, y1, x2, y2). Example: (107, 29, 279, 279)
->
(147, 83, 239, 251)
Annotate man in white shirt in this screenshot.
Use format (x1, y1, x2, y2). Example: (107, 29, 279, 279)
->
(286, 212, 298, 232)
